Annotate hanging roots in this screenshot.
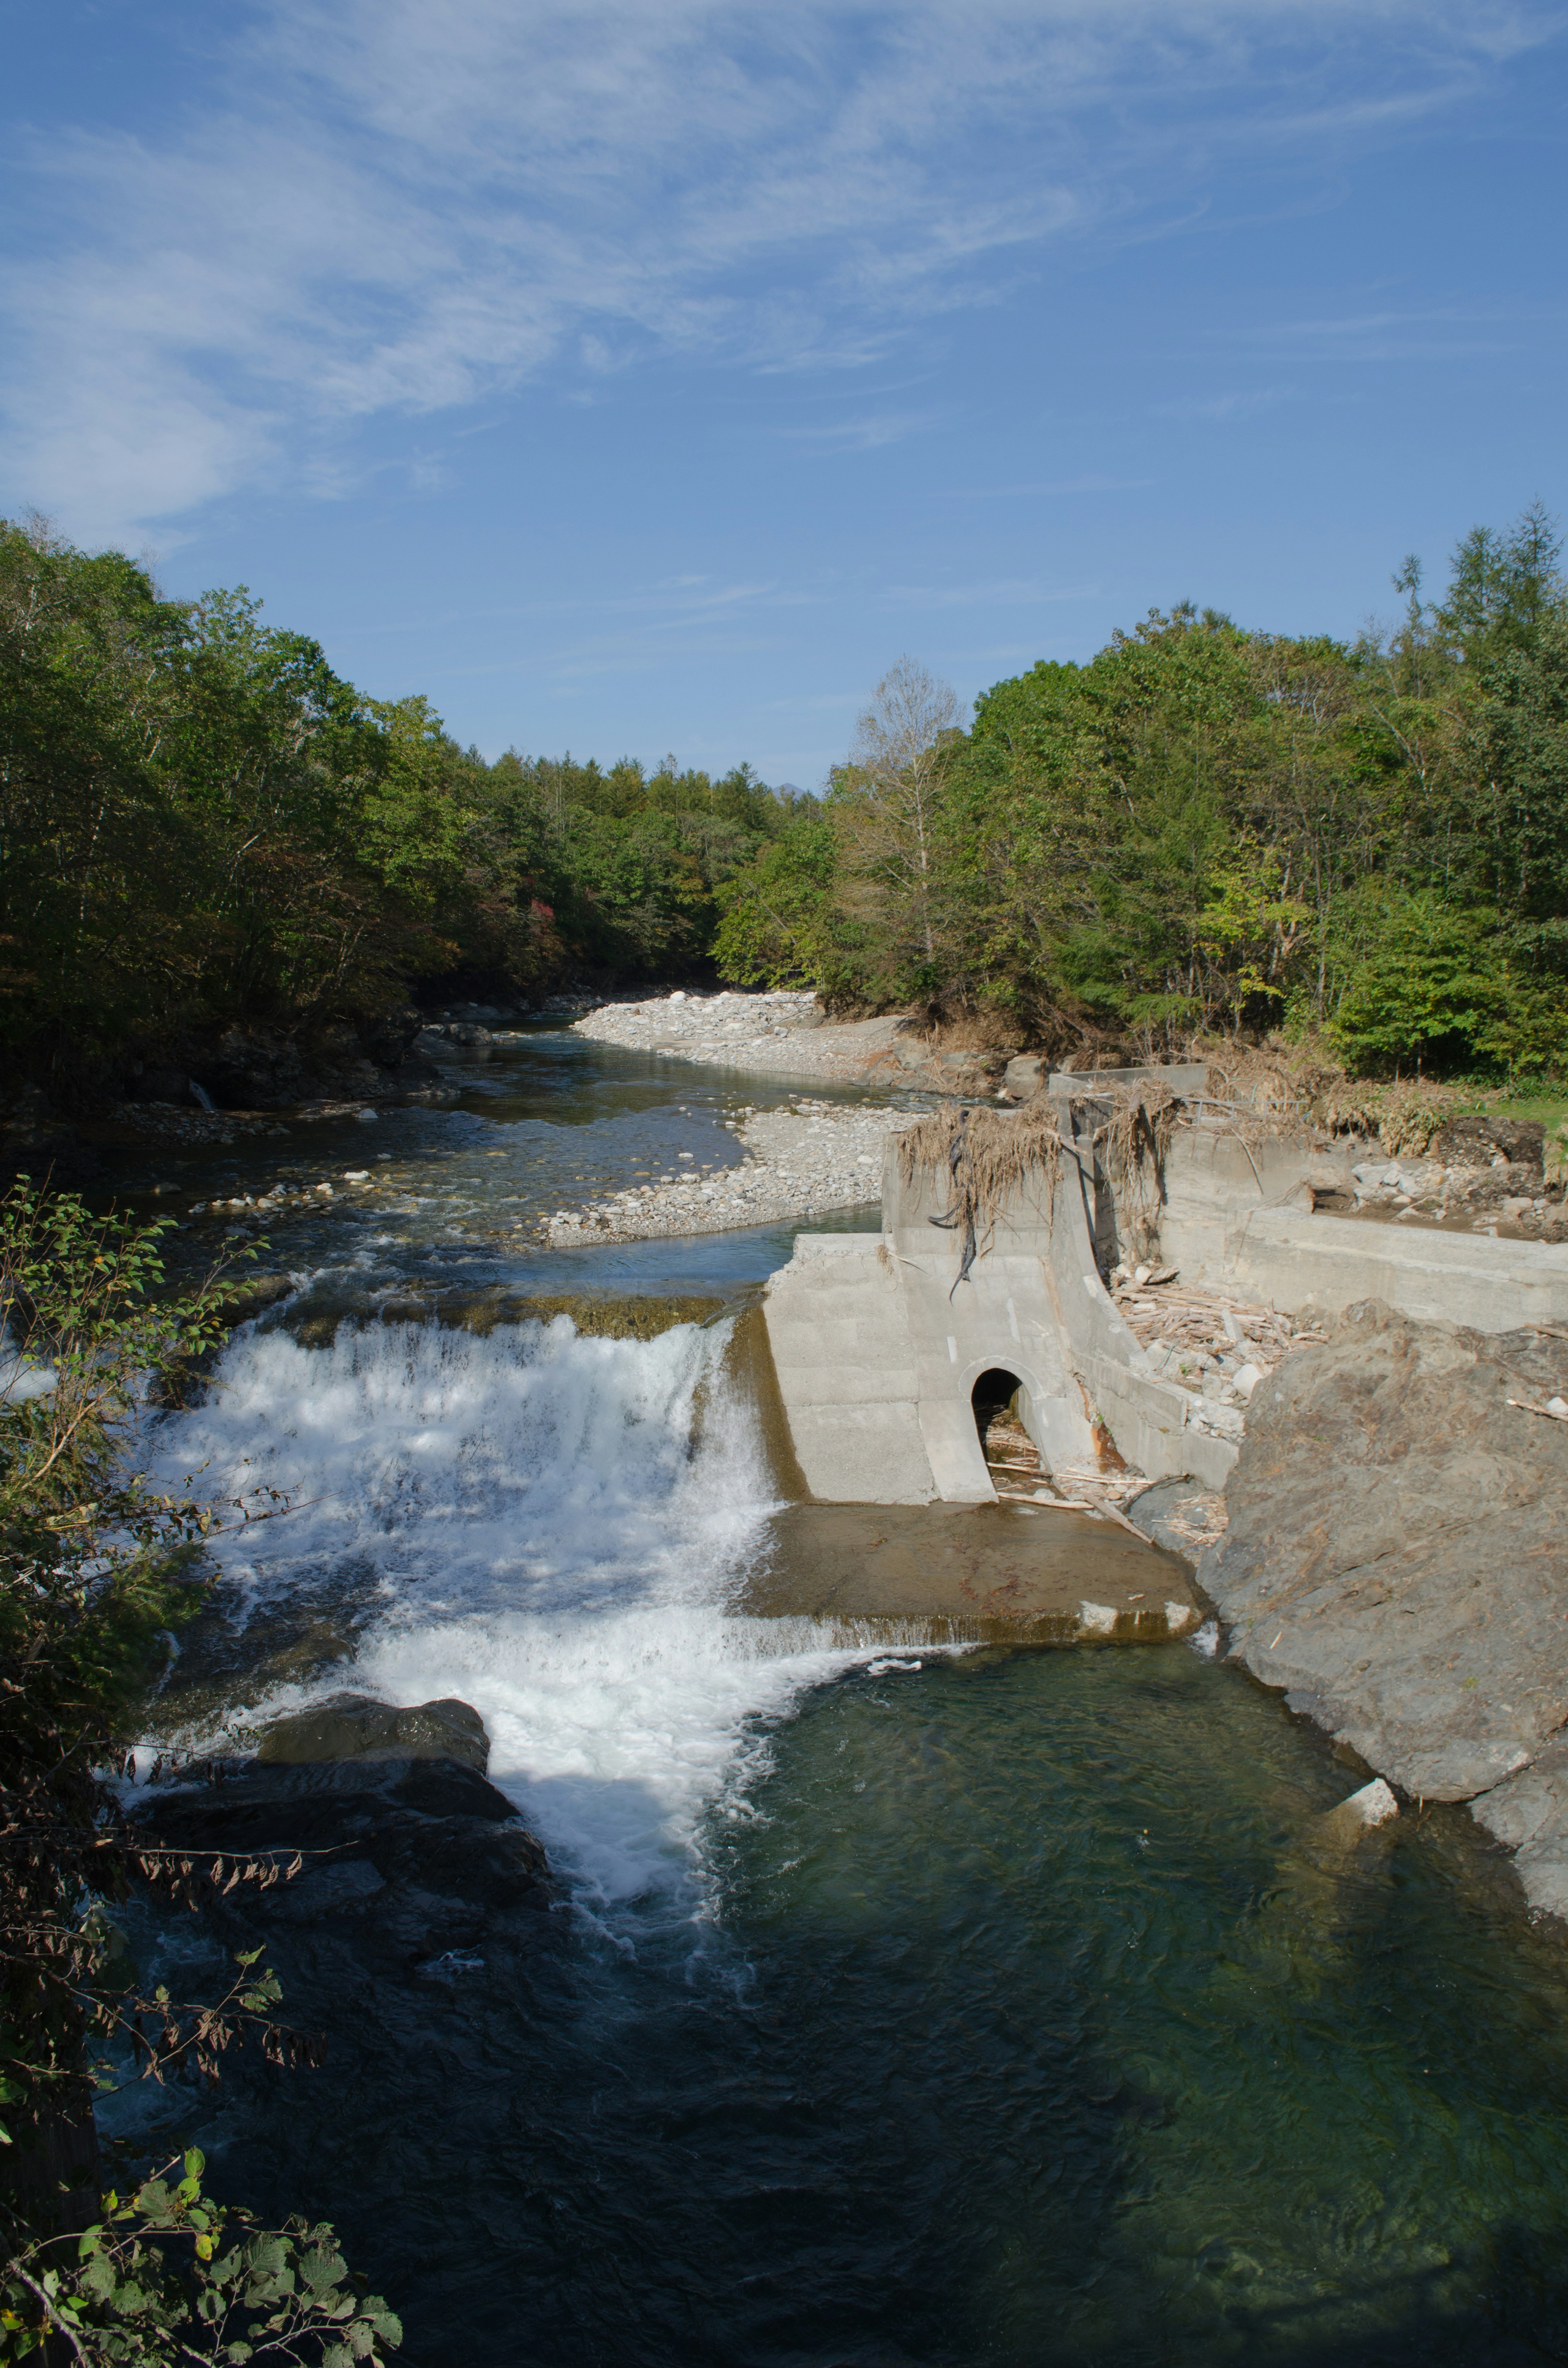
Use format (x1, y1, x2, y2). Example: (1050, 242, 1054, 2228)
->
(898, 1106, 1062, 1295)
(1102, 1081, 1182, 1188)
(1098, 1082, 1184, 1249)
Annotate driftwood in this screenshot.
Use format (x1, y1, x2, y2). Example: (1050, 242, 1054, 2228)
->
(898, 1107, 1062, 1297)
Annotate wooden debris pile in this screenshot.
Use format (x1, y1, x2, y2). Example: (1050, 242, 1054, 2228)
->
(1108, 1262, 1327, 1411)
(978, 1408, 1156, 1541)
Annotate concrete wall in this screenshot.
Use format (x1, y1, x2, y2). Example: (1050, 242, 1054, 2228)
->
(763, 1098, 1237, 1503)
(760, 1234, 938, 1503)
(1149, 1119, 1568, 1330)
(1046, 1114, 1239, 1491)
(761, 1083, 1568, 1509)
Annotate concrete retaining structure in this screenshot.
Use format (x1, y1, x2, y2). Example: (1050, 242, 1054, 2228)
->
(762, 1095, 1236, 1503)
(760, 1073, 1568, 1507)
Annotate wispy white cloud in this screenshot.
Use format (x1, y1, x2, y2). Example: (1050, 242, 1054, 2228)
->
(1153, 386, 1296, 421)
(1, 0, 1556, 540)
(780, 410, 943, 452)
(1256, 300, 1546, 360)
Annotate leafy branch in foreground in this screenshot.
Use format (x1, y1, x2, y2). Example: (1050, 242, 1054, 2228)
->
(1, 1180, 395, 2362)
(1, 2146, 400, 2366)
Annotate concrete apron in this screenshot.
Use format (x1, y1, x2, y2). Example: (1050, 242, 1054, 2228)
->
(1151, 1120, 1568, 1331)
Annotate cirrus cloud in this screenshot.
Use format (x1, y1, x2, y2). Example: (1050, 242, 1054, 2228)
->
(0, 0, 1555, 542)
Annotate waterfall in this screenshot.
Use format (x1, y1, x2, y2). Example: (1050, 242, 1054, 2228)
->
(148, 1313, 860, 1915)
(190, 1081, 217, 1112)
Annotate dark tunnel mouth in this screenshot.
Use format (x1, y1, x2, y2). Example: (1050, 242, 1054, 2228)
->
(971, 1366, 1024, 1449)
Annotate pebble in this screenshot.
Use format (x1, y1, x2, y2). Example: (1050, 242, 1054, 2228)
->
(538, 1101, 919, 1246)
(572, 989, 891, 1083)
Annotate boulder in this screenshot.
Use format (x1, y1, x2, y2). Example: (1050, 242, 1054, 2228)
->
(255, 1691, 489, 1772)
(136, 1694, 550, 1966)
(1198, 1301, 1568, 1818)
(1470, 1739, 1568, 1918)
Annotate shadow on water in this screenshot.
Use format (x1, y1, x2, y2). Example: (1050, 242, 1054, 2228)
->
(112, 1646, 1568, 2368)
(98, 1037, 1568, 2366)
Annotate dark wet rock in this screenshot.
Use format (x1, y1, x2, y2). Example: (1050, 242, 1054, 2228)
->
(255, 1692, 490, 1773)
(212, 1271, 295, 1326)
(136, 1695, 550, 1965)
(1199, 1300, 1568, 1862)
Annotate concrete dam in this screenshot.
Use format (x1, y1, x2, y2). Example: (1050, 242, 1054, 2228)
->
(760, 1068, 1568, 1510)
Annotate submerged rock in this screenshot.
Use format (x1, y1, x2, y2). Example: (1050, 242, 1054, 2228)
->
(137, 1693, 550, 1968)
(1198, 1300, 1568, 1907)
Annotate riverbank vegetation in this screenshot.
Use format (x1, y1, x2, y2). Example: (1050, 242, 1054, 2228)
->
(0, 513, 802, 1105)
(4, 505, 1564, 1106)
(718, 506, 1568, 1082)
(0, 1181, 399, 2361)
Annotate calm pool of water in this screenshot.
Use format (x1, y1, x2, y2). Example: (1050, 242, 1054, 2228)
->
(105, 1036, 1568, 2368)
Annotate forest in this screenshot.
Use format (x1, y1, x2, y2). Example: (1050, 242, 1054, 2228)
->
(3, 504, 1565, 1099)
(720, 504, 1568, 1081)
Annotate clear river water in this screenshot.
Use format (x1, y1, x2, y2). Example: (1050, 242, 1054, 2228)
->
(105, 1024, 1568, 2367)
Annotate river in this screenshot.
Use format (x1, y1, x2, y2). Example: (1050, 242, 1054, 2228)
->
(104, 1023, 1568, 2367)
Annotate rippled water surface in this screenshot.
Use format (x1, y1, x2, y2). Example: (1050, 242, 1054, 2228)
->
(108, 1037, 1568, 2368)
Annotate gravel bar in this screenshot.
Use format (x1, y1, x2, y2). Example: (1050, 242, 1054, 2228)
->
(538, 1100, 919, 1246)
(571, 988, 912, 1083)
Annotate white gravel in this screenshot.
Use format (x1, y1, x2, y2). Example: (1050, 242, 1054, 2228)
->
(539, 1099, 918, 1246)
(571, 988, 909, 1082)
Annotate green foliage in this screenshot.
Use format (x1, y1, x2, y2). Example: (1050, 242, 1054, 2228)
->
(712, 820, 868, 999)
(0, 518, 795, 1092)
(1, 1186, 385, 2362)
(1325, 895, 1512, 1071)
(1, 2148, 400, 2365)
(713, 518, 1568, 1074)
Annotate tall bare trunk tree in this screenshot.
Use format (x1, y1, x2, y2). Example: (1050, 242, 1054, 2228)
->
(840, 655, 959, 966)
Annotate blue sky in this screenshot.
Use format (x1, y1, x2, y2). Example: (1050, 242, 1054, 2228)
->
(4, 2, 1566, 783)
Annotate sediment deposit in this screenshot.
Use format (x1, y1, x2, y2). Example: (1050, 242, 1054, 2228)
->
(538, 1099, 919, 1245)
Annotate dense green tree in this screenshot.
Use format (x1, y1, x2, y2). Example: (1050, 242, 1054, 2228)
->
(0, 518, 795, 1101)
(711, 510, 1568, 1076)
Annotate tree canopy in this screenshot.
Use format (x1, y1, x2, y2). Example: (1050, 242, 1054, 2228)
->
(715, 507, 1568, 1078)
(0, 519, 802, 1096)
(6, 506, 1565, 1092)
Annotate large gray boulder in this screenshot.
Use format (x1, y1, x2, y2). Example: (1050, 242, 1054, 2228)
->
(1198, 1301, 1568, 1824)
(1471, 1739, 1568, 1919)
(139, 1693, 549, 1969)
(255, 1691, 490, 1773)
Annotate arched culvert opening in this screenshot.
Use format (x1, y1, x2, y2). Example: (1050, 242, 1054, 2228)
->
(971, 1369, 1044, 1489)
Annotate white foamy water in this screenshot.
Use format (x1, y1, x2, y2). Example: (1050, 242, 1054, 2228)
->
(150, 1314, 860, 1913)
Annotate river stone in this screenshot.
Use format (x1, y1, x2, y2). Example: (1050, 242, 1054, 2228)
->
(137, 1695, 550, 1964)
(255, 1690, 490, 1772)
(1197, 1300, 1568, 1816)
(1470, 1738, 1568, 1918)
